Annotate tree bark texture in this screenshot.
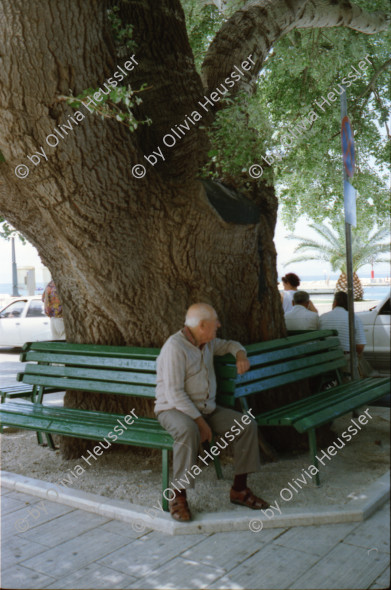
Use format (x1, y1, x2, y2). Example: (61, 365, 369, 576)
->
(0, 0, 386, 458)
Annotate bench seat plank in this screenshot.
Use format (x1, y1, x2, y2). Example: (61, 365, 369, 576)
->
(0, 402, 174, 449)
(255, 377, 391, 425)
(293, 380, 391, 432)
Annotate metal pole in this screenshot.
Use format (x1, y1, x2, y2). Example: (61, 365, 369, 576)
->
(341, 88, 359, 380)
(11, 237, 20, 296)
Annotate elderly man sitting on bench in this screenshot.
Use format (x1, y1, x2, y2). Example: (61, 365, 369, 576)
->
(155, 302, 270, 522)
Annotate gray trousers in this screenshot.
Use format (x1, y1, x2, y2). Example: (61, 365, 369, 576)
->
(157, 405, 261, 489)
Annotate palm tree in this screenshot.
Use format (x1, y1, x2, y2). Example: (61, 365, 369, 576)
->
(285, 222, 390, 301)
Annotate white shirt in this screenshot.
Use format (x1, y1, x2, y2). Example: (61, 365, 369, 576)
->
(319, 306, 366, 352)
(281, 290, 295, 313)
(284, 305, 320, 331)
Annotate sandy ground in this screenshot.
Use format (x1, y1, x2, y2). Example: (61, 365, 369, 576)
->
(1, 406, 389, 514)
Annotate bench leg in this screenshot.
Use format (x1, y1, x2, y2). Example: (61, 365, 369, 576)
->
(308, 429, 320, 487)
(162, 449, 169, 512)
(45, 432, 56, 450)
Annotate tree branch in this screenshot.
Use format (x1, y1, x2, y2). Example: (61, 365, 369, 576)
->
(201, 0, 389, 96)
(356, 57, 391, 100)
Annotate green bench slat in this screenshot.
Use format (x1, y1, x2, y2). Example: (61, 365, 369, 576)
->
(0, 403, 173, 449)
(234, 349, 344, 387)
(242, 330, 337, 355)
(21, 341, 160, 359)
(223, 356, 347, 396)
(21, 351, 157, 371)
(1, 401, 163, 433)
(215, 337, 342, 378)
(17, 374, 156, 398)
(256, 377, 391, 425)
(24, 364, 157, 386)
(293, 380, 391, 432)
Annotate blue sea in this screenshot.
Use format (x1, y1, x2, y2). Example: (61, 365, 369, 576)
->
(1, 279, 389, 302)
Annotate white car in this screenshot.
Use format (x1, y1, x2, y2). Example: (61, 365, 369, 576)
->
(0, 296, 52, 347)
(357, 291, 390, 370)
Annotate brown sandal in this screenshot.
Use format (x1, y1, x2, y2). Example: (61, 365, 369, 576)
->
(169, 495, 192, 522)
(230, 487, 270, 510)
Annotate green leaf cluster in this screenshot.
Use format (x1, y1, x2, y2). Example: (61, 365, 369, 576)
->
(62, 85, 152, 132)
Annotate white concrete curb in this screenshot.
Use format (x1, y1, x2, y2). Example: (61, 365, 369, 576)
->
(1, 470, 389, 535)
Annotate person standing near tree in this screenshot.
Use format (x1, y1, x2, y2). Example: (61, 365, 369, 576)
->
(42, 279, 65, 340)
(280, 273, 318, 313)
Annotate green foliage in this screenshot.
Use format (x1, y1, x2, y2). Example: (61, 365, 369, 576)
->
(286, 221, 390, 274)
(60, 85, 152, 132)
(107, 5, 136, 51)
(183, 0, 390, 227)
(259, 17, 391, 227)
(0, 219, 26, 243)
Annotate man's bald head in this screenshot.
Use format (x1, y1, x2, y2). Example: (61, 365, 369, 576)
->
(185, 303, 217, 328)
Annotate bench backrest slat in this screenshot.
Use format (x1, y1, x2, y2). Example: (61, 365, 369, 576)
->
(18, 374, 156, 398)
(21, 341, 160, 358)
(217, 347, 344, 394)
(23, 364, 157, 386)
(21, 351, 157, 372)
(232, 357, 347, 398)
(215, 336, 342, 378)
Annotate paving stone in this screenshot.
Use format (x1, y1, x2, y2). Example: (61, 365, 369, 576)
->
(129, 556, 225, 589)
(1, 535, 50, 569)
(2, 500, 74, 537)
(45, 563, 138, 589)
(4, 490, 47, 504)
(98, 518, 151, 538)
(20, 527, 130, 578)
(290, 542, 390, 589)
(210, 543, 319, 589)
(343, 503, 390, 554)
(273, 522, 359, 556)
(19, 509, 111, 547)
(369, 565, 390, 589)
(97, 532, 206, 578)
(1, 494, 30, 514)
(181, 529, 286, 572)
(0, 564, 56, 589)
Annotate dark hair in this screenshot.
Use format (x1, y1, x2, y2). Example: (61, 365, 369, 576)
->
(334, 291, 348, 310)
(293, 291, 310, 305)
(282, 273, 300, 288)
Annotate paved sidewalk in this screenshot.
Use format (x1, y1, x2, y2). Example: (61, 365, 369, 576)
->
(1, 486, 389, 589)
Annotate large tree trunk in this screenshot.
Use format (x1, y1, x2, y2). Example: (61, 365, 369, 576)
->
(0, 0, 386, 458)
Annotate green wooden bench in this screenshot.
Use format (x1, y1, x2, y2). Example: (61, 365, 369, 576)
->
(215, 330, 390, 485)
(0, 341, 223, 511)
(1, 384, 63, 403)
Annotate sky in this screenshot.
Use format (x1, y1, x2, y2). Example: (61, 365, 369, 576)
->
(0, 217, 389, 289)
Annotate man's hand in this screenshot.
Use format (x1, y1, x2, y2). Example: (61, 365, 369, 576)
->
(195, 416, 212, 442)
(236, 350, 250, 375)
